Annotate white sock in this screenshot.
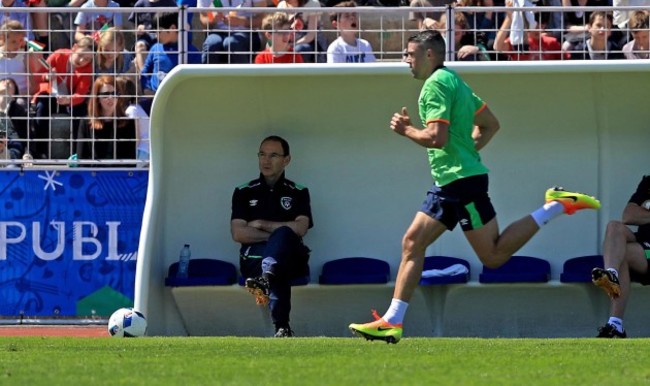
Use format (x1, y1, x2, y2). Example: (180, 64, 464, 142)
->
(607, 268, 619, 278)
(382, 298, 409, 325)
(531, 201, 564, 227)
(607, 317, 624, 332)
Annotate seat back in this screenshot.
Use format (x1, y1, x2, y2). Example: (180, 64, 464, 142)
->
(479, 256, 550, 283)
(165, 258, 237, 287)
(319, 257, 390, 284)
(560, 255, 604, 283)
(419, 256, 471, 285)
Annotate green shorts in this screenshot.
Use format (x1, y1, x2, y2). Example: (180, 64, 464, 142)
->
(630, 237, 650, 285)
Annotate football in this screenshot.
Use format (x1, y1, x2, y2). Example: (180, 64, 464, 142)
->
(107, 308, 147, 337)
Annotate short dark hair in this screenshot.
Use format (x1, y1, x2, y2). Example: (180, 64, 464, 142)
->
(261, 135, 290, 156)
(589, 11, 612, 26)
(329, 0, 356, 23)
(408, 29, 445, 59)
(155, 12, 179, 30)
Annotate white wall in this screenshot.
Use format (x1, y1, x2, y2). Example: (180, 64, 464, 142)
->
(135, 62, 650, 336)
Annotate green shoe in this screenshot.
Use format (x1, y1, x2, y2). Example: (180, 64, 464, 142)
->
(545, 186, 601, 215)
(349, 310, 403, 344)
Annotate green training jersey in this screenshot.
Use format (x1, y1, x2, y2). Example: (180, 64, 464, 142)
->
(418, 67, 489, 187)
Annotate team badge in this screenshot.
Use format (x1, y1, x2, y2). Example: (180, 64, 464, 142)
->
(281, 197, 292, 210)
(249, 200, 258, 207)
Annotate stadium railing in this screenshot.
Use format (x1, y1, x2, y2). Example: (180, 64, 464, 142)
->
(0, 5, 646, 168)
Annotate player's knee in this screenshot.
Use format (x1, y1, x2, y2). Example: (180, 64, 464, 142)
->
(481, 259, 504, 270)
(606, 220, 627, 237)
(401, 232, 424, 255)
(477, 251, 509, 269)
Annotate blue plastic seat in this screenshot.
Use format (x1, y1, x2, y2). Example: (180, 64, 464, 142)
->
(165, 258, 237, 287)
(560, 255, 604, 283)
(479, 256, 550, 283)
(419, 256, 470, 285)
(319, 257, 390, 284)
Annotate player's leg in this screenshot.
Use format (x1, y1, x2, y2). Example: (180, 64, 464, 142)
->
(592, 220, 636, 298)
(393, 212, 448, 302)
(596, 239, 648, 338)
(467, 186, 600, 269)
(450, 175, 534, 268)
(465, 216, 539, 269)
(348, 212, 446, 343)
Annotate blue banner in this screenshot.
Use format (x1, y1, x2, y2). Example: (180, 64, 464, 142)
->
(0, 170, 146, 317)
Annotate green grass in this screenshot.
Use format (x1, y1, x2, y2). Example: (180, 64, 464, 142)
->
(1, 337, 649, 385)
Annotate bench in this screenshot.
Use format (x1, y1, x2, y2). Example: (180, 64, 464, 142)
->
(165, 256, 650, 337)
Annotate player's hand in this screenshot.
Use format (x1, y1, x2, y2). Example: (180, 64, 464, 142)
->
(390, 107, 411, 136)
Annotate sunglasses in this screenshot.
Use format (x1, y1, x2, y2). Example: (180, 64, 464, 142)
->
(98, 91, 116, 98)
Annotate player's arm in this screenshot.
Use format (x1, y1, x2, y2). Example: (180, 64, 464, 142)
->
(472, 105, 500, 151)
(413, 121, 448, 148)
(390, 107, 448, 149)
(622, 202, 650, 226)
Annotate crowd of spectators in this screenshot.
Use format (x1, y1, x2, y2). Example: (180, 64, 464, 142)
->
(0, 0, 646, 165)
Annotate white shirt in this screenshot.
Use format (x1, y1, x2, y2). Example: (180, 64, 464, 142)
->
(327, 37, 376, 63)
(613, 0, 650, 29)
(73, 0, 123, 29)
(277, 0, 321, 15)
(126, 103, 150, 155)
(0, 52, 28, 96)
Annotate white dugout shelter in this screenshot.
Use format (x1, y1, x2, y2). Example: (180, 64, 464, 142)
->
(135, 62, 650, 337)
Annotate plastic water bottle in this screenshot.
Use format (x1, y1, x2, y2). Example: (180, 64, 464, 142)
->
(176, 244, 191, 279)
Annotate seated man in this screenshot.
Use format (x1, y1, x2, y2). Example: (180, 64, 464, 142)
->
(230, 135, 313, 338)
(197, 0, 265, 64)
(591, 176, 650, 338)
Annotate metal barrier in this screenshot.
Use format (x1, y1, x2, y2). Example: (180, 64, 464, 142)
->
(0, 5, 646, 167)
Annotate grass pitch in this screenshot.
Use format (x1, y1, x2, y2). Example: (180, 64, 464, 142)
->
(0, 337, 648, 385)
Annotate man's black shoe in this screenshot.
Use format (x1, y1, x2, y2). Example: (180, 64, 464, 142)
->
(596, 323, 627, 338)
(274, 326, 294, 338)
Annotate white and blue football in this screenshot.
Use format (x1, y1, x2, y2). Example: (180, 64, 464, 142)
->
(108, 308, 147, 337)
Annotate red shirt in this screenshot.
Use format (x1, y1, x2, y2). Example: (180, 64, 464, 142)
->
(504, 35, 569, 61)
(254, 49, 304, 64)
(34, 49, 92, 106)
